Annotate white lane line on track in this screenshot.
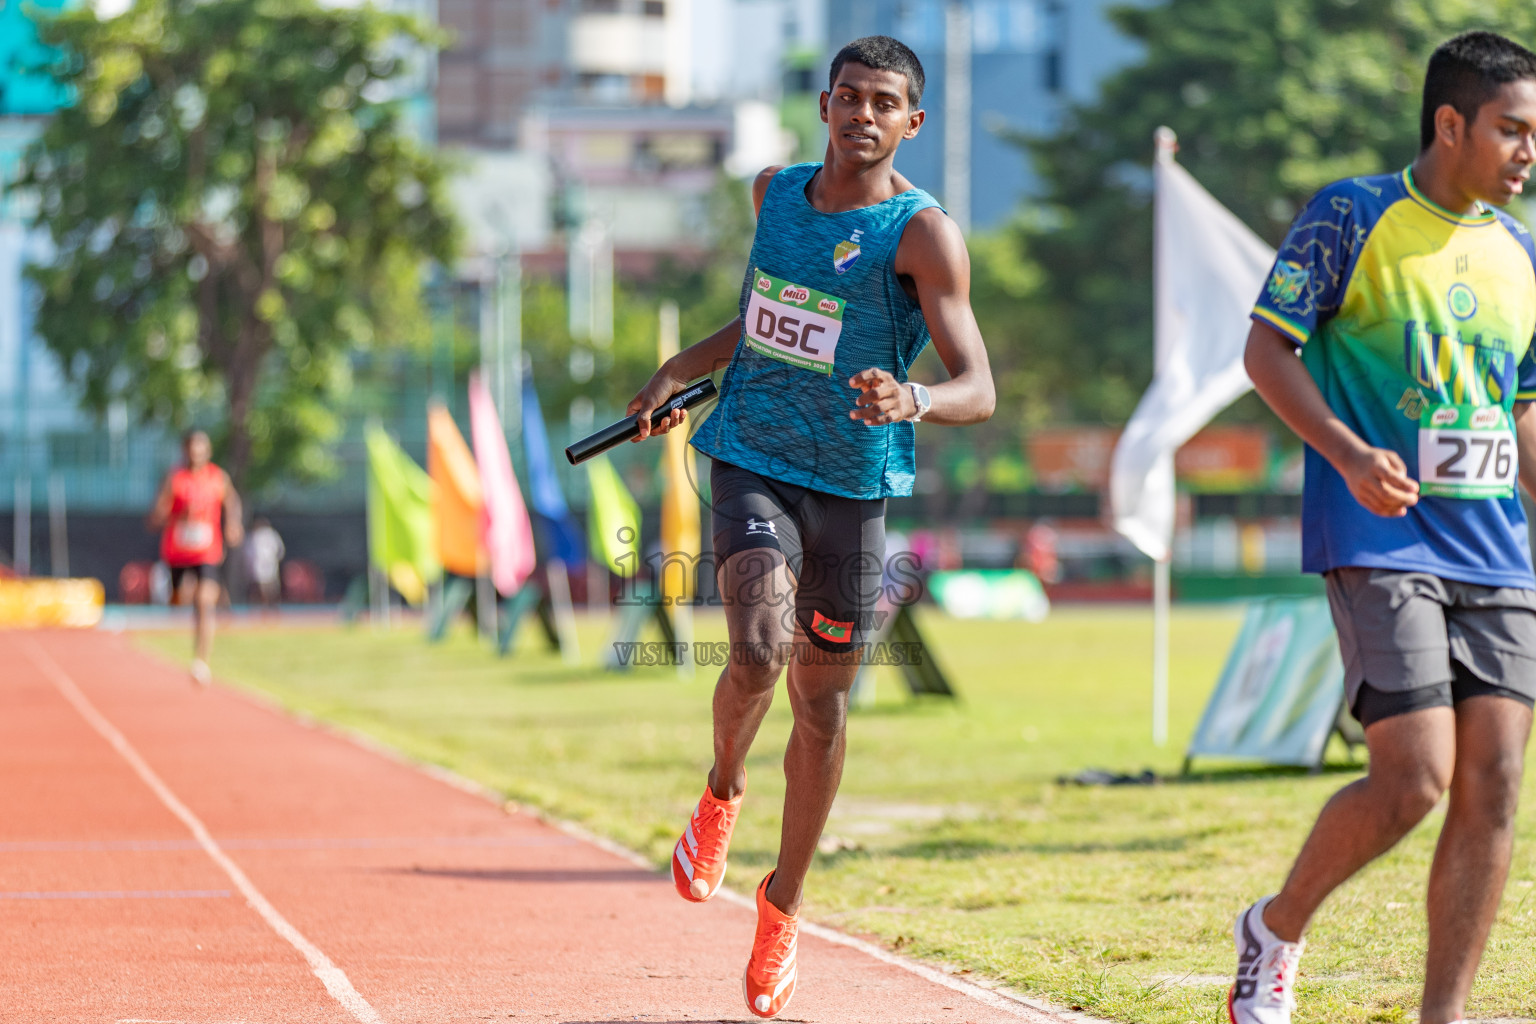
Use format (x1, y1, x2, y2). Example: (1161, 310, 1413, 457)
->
(0, 835, 576, 852)
(23, 640, 387, 1024)
(0, 889, 231, 899)
(148, 637, 1089, 1024)
(533, 813, 1073, 1023)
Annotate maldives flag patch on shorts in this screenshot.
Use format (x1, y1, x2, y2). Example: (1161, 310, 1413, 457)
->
(810, 610, 854, 644)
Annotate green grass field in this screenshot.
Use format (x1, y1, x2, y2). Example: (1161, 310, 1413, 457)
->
(138, 607, 1536, 1024)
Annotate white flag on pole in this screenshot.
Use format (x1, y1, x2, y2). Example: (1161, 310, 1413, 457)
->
(1110, 129, 1277, 562)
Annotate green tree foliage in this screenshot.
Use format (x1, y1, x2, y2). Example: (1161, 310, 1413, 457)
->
(519, 277, 670, 424)
(658, 170, 756, 345)
(1012, 0, 1536, 427)
(522, 173, 755, 424)
(17, 0, 459, 488)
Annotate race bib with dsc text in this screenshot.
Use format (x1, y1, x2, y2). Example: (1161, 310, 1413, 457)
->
(743, 268, 845, 375)
(1418, 403, 1517, 499)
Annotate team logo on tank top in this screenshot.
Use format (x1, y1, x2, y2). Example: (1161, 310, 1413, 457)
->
(832, 229, 863, 274)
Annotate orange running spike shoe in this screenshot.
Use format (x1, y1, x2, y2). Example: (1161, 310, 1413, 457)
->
(670, 779, 742, 903)
(743, 872, 798, 1019)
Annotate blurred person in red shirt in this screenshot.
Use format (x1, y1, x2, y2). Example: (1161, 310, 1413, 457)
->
(148, 429, 243, 685)
(1023, 523, 1060, 584)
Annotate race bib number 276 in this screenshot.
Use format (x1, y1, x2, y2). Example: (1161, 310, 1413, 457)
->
(1418, 403, 1517, 499)
(743, 268, 846, 375)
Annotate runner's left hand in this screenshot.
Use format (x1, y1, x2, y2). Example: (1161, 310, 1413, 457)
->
(849, 368, 916, 426)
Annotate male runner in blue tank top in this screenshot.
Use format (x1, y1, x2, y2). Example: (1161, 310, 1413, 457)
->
(627, 35, 995, 1019)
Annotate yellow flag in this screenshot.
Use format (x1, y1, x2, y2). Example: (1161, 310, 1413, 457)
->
(658, 301, 700, 603)
(427, 402, 484, 578)
(586, 456, 640, 577)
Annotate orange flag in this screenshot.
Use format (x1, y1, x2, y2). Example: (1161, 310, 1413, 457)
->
(427, 402, 484, 578)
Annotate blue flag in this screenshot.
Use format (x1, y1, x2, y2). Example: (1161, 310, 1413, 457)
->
(521, 372, 585, 565)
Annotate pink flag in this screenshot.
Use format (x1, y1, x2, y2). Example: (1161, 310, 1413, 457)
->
(468, 373, 537, 596)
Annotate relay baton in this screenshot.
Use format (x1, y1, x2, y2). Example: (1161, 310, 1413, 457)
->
(564, 378, 718, 465)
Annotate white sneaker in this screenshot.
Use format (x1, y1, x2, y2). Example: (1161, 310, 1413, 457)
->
(1228, 896, 1304, 1023)
(190, 659, 211, 687)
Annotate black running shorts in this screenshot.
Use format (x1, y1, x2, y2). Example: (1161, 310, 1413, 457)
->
(710, 460, 886, 653)
(169, 563, 221, 590)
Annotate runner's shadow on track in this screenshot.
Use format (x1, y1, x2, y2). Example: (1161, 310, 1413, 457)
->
(386, 866, 661, 884)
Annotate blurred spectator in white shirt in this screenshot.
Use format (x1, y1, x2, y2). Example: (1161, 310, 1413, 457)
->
(245, 517, 285, 607)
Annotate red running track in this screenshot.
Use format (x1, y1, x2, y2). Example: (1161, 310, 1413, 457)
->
(0, 629, 1064, 1024)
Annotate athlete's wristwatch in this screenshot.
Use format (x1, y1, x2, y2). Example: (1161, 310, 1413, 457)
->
(906, 382, 932, 422)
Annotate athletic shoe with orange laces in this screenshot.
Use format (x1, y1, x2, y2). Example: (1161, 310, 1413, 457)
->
(743, 872, 798, 1019)
(671, 778, 742, 902)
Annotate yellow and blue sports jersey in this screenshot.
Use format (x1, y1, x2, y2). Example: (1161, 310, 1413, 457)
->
(1252, 168, 1536, 589)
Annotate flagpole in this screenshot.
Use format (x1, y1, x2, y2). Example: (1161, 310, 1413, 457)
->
(365, 421, 384, 629)
(658, 301, 695, 678)
(943, 0, 972, 233)
(1151, 126, 1178, 747)
(546, 558, 582, 665)
(1153, 555, 1170, 746)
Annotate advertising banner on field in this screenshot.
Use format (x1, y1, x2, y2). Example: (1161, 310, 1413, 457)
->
(927, 570, 1050, 622)
(0, 578, 105, 628)
(1186, 596, 1346, 768)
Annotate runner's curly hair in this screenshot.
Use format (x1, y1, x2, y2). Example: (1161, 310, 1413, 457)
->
(1422, 31, 1536, 150)
(829, 36, 925, 108)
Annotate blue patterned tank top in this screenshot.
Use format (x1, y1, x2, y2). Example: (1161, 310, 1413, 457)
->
(689, 162, 942, 499)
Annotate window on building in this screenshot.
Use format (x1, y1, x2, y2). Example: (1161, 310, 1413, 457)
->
(636, 74, 666, 103)
(650, 132, 713, 168)
(894, 0, 939, 52)
(580, 73, 632, 104)
(784, 66, 814, 95)
(1043, 49, 1062, 92)
(1043, 0, 1065, 93)
(47, 431, 111, 467)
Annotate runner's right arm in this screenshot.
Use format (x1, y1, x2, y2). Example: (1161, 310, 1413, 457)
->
(222, 470, 245, 548)
(147, 473, 175, 531)
(1245, 320, 1419, 517)
(629, 166, 786, 441)
(628, 318, 740, 441)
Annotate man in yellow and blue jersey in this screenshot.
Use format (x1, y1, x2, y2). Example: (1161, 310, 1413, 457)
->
(1231, 32, 1536, 1024)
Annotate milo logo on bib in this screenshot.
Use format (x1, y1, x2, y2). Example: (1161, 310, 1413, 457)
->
(744, 267, 846, 375)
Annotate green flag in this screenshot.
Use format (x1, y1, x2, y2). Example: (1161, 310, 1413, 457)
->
(586, 456, 640, 578)
(366, 423, 439, 605)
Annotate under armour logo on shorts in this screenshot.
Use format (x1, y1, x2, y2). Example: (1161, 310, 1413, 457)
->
(746, 517, 777, 537)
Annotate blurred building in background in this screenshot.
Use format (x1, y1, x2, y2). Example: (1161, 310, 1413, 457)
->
(826, 0, 1147, 228)
(0, 0, 1312, 604)
(0, 0, 148, 567)
(436, 0, 819, 146)
(436, 0, 1151, 251)
(436, 0, 568, 147)
(437, 0, 805, 269)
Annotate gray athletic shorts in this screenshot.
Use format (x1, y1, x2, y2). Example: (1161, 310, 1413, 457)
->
(1325, 567, 1536, 726)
